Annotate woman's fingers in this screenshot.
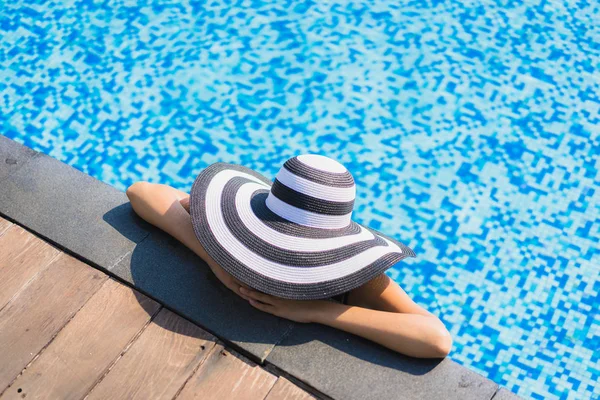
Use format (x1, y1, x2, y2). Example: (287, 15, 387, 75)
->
(232, 287, 249, 301)
(236, 288, 251, 302)
(230, 278, 250, 293)
(223, 276, 248, 296)
(235, 279, 251, 290)
(240, 287, 275, 305)
(249, 298, 275, 313)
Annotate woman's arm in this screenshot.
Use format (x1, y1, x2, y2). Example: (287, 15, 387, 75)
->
(314, 302, 452, 358)
(347, 273, 437, 316)
(333, 275, 452, 357)
(125, 182, 250, 297)
(240, 287, 451, 359)
(126, 182, 199, 252)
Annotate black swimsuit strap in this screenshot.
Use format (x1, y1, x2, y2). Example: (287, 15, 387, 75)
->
(331, 291, 350, 304)
(342, 291, 350, 305)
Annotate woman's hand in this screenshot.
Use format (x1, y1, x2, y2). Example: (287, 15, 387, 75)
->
(242, 287, 452, 358)
(240, 287, 327, 323)
(209, 262, 250, 299)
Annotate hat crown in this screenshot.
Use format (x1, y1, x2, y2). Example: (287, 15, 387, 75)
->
(265, 155, 356, 229)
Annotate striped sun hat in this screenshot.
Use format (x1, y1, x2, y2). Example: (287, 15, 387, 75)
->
(189, 154, 415, 300)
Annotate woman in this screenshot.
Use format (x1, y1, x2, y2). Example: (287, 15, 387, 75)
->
(126, 154, 452, 358)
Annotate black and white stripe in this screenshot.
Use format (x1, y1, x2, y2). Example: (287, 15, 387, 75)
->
(266, 154, 356, 229)
(222, 177, 384, 266)
(269, 179, 354, 216)
(249, 192, 362, 239)
(189, 155, 415, 300)
(283, 156, 355, 188)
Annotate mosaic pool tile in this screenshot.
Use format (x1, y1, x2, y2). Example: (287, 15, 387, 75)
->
(1, 0, 599, 398)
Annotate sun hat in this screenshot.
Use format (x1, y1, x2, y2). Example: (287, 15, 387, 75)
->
(189, 154, 415, 300)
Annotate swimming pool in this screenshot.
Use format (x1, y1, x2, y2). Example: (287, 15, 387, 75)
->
(1, 1, 598, 398)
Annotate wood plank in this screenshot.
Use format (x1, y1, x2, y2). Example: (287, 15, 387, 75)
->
(0, 279, 160, 400)
(0, 225, 60, 310)
(176, 344, 277, 400)
(0, 217, 12, 237)
(0, 253, 107, 392)
(86, 308, 216, 400)
(265, 377, 315, 400)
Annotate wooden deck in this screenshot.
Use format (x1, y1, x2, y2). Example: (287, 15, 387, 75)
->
(0, 216, 314, 400)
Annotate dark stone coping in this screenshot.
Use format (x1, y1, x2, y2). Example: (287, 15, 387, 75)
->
(0, 135, 520, 400)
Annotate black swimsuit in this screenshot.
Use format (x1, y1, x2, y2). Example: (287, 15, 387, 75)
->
(331, 291, 350, 305)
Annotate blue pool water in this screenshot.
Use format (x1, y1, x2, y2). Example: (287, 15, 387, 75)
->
(1, 1, 599, 398)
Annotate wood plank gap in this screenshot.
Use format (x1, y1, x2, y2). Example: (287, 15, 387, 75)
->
(84, 308, 216, 400)
(264, 377, 316, 400)
(0, 267, 109, 398)
(1, 279, 162, 400)
(0, 254, 108, 395)
(81, 300, 164, 400)
(169, 341, 220, 400)
(107, 281, 264, 367)
(263, 363, 331, 400)
(263, 382, 278, 400)
(172, 344, 224, 400)
(175, 343, 277, 400)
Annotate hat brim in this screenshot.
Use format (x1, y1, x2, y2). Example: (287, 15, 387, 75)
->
(189, 163, 415, 300)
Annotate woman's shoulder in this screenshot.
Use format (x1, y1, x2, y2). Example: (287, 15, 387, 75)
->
(347, 274, 435, 316)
